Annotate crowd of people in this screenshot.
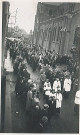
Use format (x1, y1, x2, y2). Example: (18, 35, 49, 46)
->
(6, 38, 79, 132)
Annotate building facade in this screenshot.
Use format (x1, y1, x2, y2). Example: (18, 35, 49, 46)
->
(2, 1, 10, 75)
(33, 2, 80, 55)
(1, 2, 10, 132)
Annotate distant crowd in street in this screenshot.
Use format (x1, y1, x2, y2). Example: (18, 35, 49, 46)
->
(6, 38, 79, 132)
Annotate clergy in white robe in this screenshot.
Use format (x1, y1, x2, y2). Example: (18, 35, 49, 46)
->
(53, 78, 61, 93)
(63, 76, 71, 97)
(56, 91, 62, 114)
(74, 90, 80, 114)
(26, 89, 32, 111)
(44, 79, 52, 91)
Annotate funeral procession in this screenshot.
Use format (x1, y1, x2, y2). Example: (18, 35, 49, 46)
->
(1, 1, 80, 133)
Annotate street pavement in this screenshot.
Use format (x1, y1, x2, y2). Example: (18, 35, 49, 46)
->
(4, 52, 79, 133)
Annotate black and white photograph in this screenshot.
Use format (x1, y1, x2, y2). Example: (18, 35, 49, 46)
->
(1, 0, 80, 133)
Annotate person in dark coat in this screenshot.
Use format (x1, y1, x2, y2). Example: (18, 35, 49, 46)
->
(15, 75, 22, 96)
(39, 72, 46, 91)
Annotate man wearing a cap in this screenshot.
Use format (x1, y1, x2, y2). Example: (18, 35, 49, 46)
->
(31, 104, 41, 128)
(41, 104, 49, 118)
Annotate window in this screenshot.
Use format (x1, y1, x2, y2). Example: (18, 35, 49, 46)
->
(59, 26, 62, 43)
(46, 29, 48, 38)
(47, 28, 50, 38)
(54, 28, 56, 41)
(60, 8, 64, 15)
(40, 29, 44, 39)
(52, 27, 56, 41)
(69, 3, 75, 13)
(44, 29, 47, 40)
(57, 27, 60, 41)
(58, 6, 64, 16)
(74, 27, 80, 45)
(49, 9, 52, 16)
(57, 26, 62, 43)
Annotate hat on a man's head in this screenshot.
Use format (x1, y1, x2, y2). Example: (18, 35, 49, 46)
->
(35, 105, 39, 110)
(44, 104, 49, 110)
(28, 79, 32, 84)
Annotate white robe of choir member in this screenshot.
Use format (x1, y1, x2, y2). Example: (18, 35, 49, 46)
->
(26, 90, 32, 111)
(53, 79, 61, 92)
(44, 81, 51, 91)
(56, 93, 62, 108)
(63, 78, 71, 92)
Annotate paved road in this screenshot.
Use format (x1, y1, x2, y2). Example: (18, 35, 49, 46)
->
(4, 52, 79, 133)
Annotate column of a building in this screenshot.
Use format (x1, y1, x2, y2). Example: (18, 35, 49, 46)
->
(0, 1, 2, 131)
(66, 15, 72, 55)
(48, 22, 53, 51)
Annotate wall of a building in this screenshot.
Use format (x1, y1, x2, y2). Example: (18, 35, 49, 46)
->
(0, 1, 2, 132)
(1, 2, 10, 132)
(68, 11, 80, 54)
(2, 2, 10, 76)
(37, 16, 67, 54)
(33, 3, 80, 55)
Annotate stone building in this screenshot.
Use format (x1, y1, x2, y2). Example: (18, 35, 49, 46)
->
(1, 2, 10, 132)
(2, 1, 10, 75)
(33, 2, 80, 55)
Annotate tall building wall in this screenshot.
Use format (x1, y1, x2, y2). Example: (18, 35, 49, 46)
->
(33, 2, 80, 55)
(1, 2, 10, 132)
(68, 10, 80, 54)
(2, 2, 10, 76)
